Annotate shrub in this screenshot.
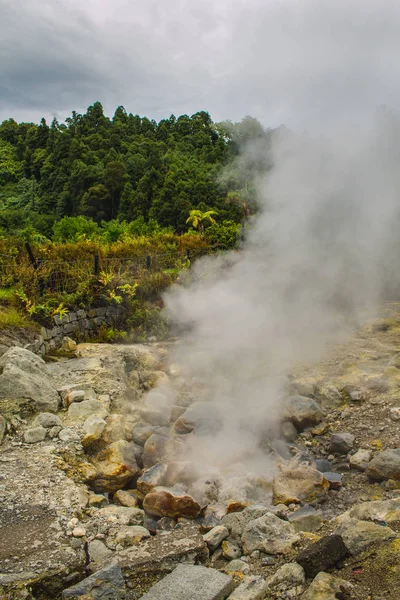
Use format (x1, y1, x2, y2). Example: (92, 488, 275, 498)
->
(205, 220, 240, 250)
(53, 216, 100, 243)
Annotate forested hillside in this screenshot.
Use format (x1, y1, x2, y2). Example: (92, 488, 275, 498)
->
(0, 103, 270, 239)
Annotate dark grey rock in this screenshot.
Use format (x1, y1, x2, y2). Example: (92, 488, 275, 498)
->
(323, 472, 343, 489)
(140, 564, 234, 600)
(287, 505, 323, 532)
(174, 401, 223, 435)
(329, 432, 355, 454)
(132, 424, 158, 446)
(296, 534, 348, 578)
(283, 396, 324, 431)
(157, 517, 177, 531)
(144, 517, 158, 535)
(62, 564, 126, 599)
(281, 421, 298, 442)
(33, 412, 62, 428)
(315, 458, 333, 473)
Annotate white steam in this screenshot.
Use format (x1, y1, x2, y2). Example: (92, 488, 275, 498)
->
(162, 113, 400, 503)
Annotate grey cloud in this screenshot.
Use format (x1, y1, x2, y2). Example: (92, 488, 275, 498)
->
(1, 0, 400, 127)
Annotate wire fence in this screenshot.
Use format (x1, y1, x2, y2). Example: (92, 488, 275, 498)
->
(0, 244, 218, 296)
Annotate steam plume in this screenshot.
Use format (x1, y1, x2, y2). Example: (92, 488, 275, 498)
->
(162, 114, 400, 502)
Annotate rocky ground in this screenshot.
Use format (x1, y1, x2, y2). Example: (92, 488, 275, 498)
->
(1, 304, 400, 599)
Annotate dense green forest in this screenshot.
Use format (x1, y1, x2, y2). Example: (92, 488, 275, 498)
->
(0, 102, 271, 240)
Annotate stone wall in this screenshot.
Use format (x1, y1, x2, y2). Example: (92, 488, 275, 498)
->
(27, 306, 124, 356)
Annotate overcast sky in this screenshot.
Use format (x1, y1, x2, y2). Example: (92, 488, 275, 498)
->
(1, 0, 400, 128)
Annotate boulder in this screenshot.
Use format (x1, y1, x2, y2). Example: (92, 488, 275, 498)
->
(24, 426, 47, 443)
(114, 489, 138, 507)
(143, 487, 201, 518)
(349, 448, 371, 471)
(133, 423, 161, 446)
(90, 440, 140, 492)
(137, 463, 169, 495)
(0, 347, 59, 413)
(281, 421, 298, 442)
(323, 472, 343, 490)
(142, 434, 172, 468)
(81, 415, 107, 448)
(174, 401, 223, 435)
(87, 539, 114, 565)
(221, 505, 270, 546)
(315, 458, 333, 473)
(62, 564, 126, 599)
(366, 448, 400, 481)
(59, 427, 80, 442)
(337, 497, 400, 524)
(242, 513, 300, 555)
(289, 378, 317, 398)
(296, 535, 348, 577)
(33, 412, 62, 428)
(272, 465, 329, 505)
(282, 395, 324, 431)
(287, 505, 323, 532)
(336, 518, 396, 555)
(302, 572, 353, 600)
(68, 399, 108, 421)
(114, 525, 151, 547)
(266, 563, 305, 598)
(227, 575, 268, 600)
(100, 413, 130, 445)
(141, 406, 171, 427)
(115, 524, 209, 581)
(329, 432, 354, 454)
(140, 564, 234, 600)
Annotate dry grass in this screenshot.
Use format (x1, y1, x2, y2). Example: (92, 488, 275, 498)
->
(0, 307, 38, 331)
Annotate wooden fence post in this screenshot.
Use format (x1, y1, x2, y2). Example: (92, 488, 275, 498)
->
(25, 242, 37, 269)
(146, 255, 151, 271)
(94, 254, 100, 276)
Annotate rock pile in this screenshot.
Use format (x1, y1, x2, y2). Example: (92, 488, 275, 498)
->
(2, 327, 400, 599)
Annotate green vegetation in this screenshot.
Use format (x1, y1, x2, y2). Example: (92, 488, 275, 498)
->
(0, 307, 39, 331)
(0, 106, 272, 341)
(0, 105, 271, 239)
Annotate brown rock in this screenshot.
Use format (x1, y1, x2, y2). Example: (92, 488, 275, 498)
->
(143, 487, 201, 518)
(114, 490, 138, 507)
(142, 434, 169, 468)
(91, 440, 139, 492)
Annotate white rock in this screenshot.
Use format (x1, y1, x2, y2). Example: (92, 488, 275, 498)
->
(24, 426, 47, 443)
(58, 428, 80, 442)
(68, 399, 108, 421)
(349, 448, 372, 471)
(72, 527, 86, 537)
(83, 415, 106, 437)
